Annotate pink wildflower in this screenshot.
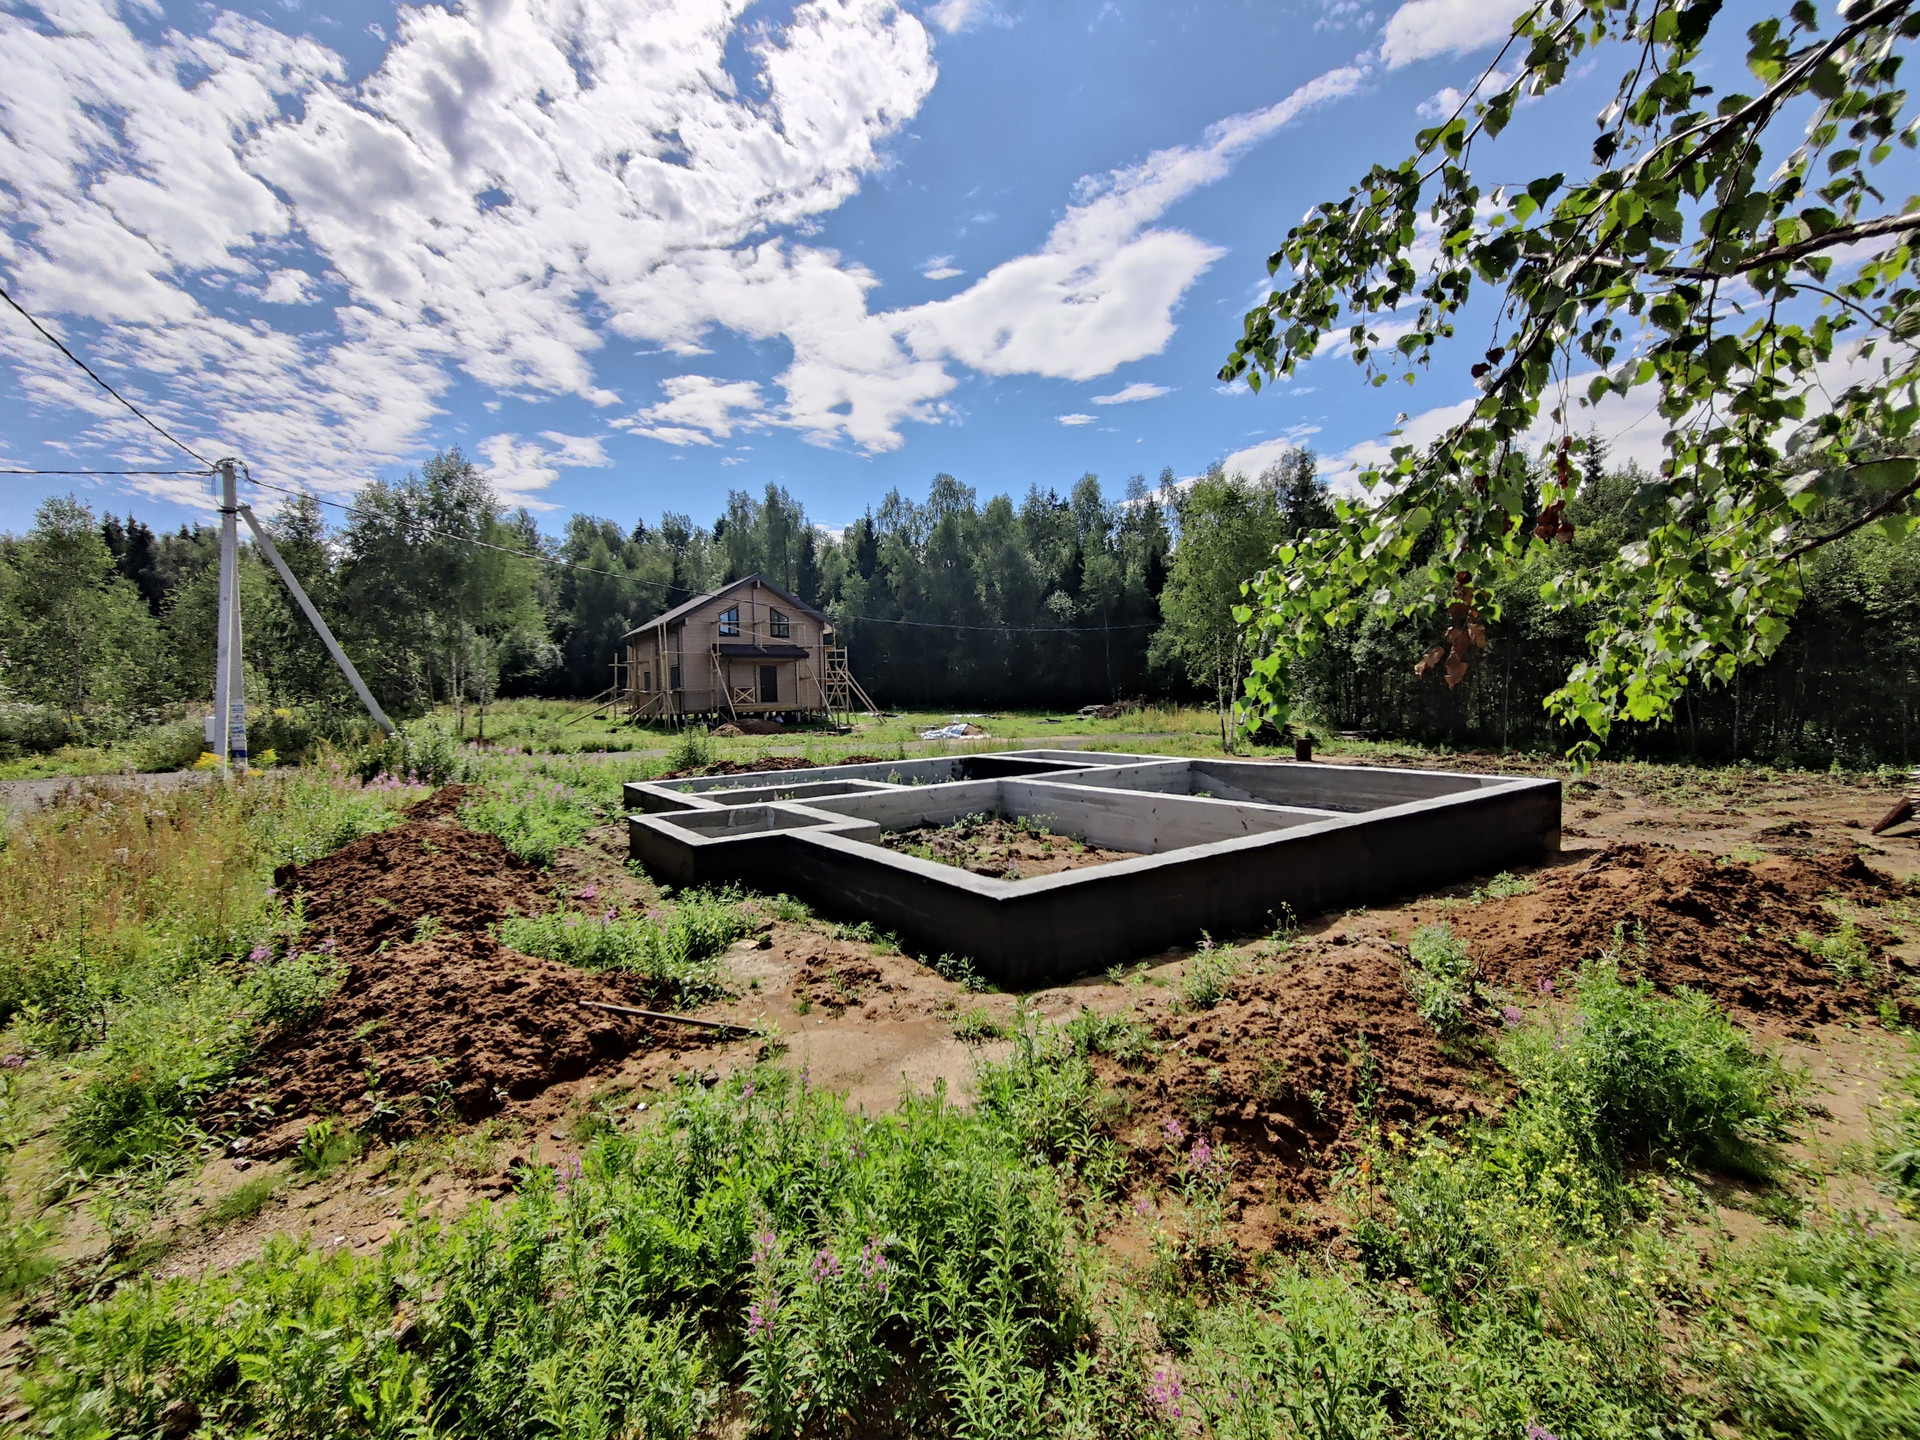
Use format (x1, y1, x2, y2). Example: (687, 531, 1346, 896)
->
(248, 944, 271, 962)
(747, 1300, 777, 1337)
(577, 885, 599, 902)
(1502, 1005, 1524, 1028)
(1161, 1117, 1187, 1145)
(1538, 977, 1555, 995)
(1147, 1366, 1184, 1420)
(810, 1247, 841, 1283)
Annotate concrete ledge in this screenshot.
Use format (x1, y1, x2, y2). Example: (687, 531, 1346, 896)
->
(623, 751, 1560, 983)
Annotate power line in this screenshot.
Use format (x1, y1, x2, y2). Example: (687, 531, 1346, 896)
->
(849, 614, 1160, 634)
(241, 468, 642, 582)
(2, 467, 212, 476)
(0, 284, 215, 467)
(244, 471, 1155, 636)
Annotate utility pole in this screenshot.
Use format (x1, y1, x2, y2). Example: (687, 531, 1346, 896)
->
(213, 458, 248, 773)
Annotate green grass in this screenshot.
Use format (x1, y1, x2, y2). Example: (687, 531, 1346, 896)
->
(496, 890, 753, 1004)
(206, 1170, 285, 1227)
(949, 1006, 1006, 1044)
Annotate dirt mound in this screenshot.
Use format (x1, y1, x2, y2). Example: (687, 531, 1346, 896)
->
(878, 816, 1136, 879)
(658, 754, 884, 781)
(1102, 938, 1500, 1244)
(1442, 843, 1904, 1026)
(225, 791, 673, 1146)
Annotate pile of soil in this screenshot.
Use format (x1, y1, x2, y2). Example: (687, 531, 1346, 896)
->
(1442, 843, 1910, 1026)
(879, 816, 1137, 879)
(658, 754, 885, 781)
(219, 787, 671, 1148)
(1100, 937, 1499, 1245)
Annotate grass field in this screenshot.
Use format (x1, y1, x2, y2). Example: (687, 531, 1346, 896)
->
(0, 714, 1915, 1437)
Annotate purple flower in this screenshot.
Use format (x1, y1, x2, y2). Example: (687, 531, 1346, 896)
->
(1147, 1366, 1184, 1420)
(0, 1055, 26, 1070)
(858, 1238, 888, 1280)
(553, 1153, 583, 1194)
(751, 1229, 779, 1271)
(248, 944, 271, 962)
(810, 1247, 841, 1283)
(741, 1080, 756, 1101)
(1525, 1427, 1558, 1440)
(264, 886, 279, 897)
(1161, 1117, 1187, 1145)
(1134, 1195, 1155, 1218)
(1188, 1138, 1216, 1175)
(602, 906, 618, 923)
(747, 1300, 777, 1337)
(577, 885, 599, 902)
(1538, 977, 1554, 995)
(1502, 1005, 1524, 1028)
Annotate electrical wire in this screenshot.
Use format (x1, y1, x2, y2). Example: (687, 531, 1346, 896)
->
(0, 286, 1154, 641)
(0, 284, 215, 467)
(2, 467, 212, 476)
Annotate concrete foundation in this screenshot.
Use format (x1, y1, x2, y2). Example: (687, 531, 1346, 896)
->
(626, 751, 1560, 986)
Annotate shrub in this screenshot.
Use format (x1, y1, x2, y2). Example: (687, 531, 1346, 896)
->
(951, 1007, 1006, 1044)
(1502, 958, 1791, 1176)
(129, 718, 207, 772)
(0, 703, 80, 760)
(663, 727, 714, 773)
(459, 772, 602, 866)
(1405, 923, 1476, 1033)
(1180, 937, 1237, 1011)
(1795, 918, 1874, 984)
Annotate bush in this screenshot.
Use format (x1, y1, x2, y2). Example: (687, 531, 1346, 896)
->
(130, 718, 207, 772)
(459, 770, 602, 866)
(1502, 958, 1791, 1176)
(1180, 938, 1238, 1010)
(663, 727, 714, 773)
(0, 703, 80, 760)
(1405, 923, 1476, 1033)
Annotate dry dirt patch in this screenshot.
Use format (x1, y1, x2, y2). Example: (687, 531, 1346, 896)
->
(222, 787, 671, 1149)
(877, 813, 1137, 878)
(1432, 843, 1910, 1028)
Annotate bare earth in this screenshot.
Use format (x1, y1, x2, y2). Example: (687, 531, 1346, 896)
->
(127, 752, 1919, 1281)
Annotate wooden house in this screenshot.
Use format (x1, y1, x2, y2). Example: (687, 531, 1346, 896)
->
(619, 574, 868, 723)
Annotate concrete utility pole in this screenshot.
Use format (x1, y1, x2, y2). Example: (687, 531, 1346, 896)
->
(213, 458, 248, 773)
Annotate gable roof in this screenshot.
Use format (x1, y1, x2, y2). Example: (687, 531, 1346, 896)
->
(621, 572, 831, 640)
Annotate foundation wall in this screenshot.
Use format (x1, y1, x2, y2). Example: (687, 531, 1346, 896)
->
(624, 751, 1561, 983)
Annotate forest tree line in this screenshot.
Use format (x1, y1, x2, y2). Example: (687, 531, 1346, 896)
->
(1, 441, 1916, 766)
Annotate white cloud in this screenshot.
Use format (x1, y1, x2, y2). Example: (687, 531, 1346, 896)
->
(921, 255, 964, 280)
(0, 2, 1374, 484)
(1057, 413, 1096, 426)
(478, 431, 607, 504)
(1381, 0, 1530, 68)
(1092, 381, 1170, 405)
(259, 268, 319, 304)
(1218, 428, 1321, 482)
(899, 65, 1364, 384)
(925, 0, 1004, 33)
(620, 375, 769, 444)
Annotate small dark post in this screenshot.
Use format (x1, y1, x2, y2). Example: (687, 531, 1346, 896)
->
(1293, 732, 1314, 763)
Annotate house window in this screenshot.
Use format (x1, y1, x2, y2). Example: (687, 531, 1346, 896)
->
(719, 605, 740, 636)
(642, 669, 652, 692)
(669, 664, 681, 690)
(769, 607, 790, 638)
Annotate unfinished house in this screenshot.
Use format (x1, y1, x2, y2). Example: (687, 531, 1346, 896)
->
(620, 574, 867, 724)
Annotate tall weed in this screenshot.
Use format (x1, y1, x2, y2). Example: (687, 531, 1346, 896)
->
(23, 1072, 1087, 1440)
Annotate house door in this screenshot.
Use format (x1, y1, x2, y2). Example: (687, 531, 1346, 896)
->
(759, 665, 779, 703)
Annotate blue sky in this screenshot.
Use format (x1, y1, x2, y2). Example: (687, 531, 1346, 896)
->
(1, 0, 1664, 535)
